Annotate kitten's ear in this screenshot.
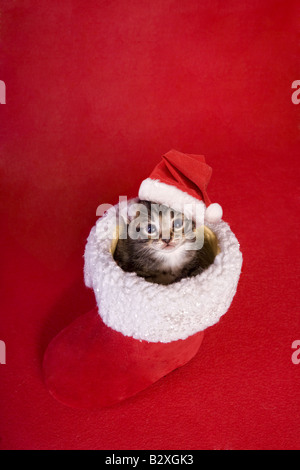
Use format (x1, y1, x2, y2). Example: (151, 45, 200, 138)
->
(121, 199, 149, 223)
(117, 199, 148, 240)
(127, 199, 141, 222)
(117, 198, 138, 225)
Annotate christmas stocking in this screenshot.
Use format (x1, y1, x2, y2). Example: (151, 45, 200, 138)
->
(43, 150, 242, 408)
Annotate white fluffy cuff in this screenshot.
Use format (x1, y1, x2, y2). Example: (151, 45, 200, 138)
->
(84, 203, 242, 343)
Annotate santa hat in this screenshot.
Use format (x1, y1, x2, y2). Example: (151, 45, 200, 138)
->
(139, 149, 223, 224)
(43, 150, 242, 409)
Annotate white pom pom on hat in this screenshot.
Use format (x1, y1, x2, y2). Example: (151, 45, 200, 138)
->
(205, 203, 223, 224)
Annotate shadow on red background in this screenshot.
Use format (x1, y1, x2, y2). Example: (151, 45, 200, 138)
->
(0, 0, 299, 449)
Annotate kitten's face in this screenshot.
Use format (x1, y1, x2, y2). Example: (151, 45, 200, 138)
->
(114, 200, 214, 284)
(127, 201, 197, 264)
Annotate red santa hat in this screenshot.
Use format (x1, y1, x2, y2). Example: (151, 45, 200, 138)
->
(138, 149, 223, 224)
(43, 150, 242, 409)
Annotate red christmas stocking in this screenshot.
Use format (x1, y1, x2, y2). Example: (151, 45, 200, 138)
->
(43, 151, 242, 408)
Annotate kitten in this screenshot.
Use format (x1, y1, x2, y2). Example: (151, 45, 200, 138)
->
(113, 200, 216, 285)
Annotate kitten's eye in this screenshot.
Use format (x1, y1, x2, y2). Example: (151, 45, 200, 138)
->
(147, 224, 157, 235)
(173, 218, 183, 230)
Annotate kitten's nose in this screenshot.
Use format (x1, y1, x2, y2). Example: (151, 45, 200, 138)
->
(162, 238, 171, 244)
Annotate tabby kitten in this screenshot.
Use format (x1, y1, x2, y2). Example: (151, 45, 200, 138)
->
(113, 200, 216, 285)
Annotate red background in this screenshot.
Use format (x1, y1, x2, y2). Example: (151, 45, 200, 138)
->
(0, 0, 299, 450)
